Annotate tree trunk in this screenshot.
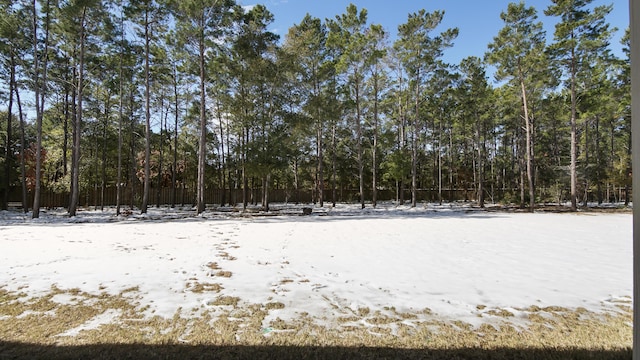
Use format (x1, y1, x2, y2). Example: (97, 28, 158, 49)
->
(475, 111, 485, 208)
(595, 115, 602, 204)
(116, 16, 124, 216)
(32, 0, 40, 216)
(519, 73, 534, 212)
(518, 124, 525, 208)
(63, 66, 70, 177)
(315, 73, 324, 208)
(397, 73, 407, 205)
(70, 74, 76, 208)
(128, 85, 137, 210)
(2, 53, 15, 211)
(583, 118, 589, 207)
(317, 122, 324, 207)
(293, 157, 299, 203)
(372, 71, 379, 208)
(141, 8, 151, 214)
(216, 98, 226, 206)
(101, 98, 108, 211)
(569, 44, 578, 211)
(171, 66, 179, 208)
(15, 85, 28, 213)
(32, 0, 51, 219)
(156, 99, 167, 208)
(438, 118, 443, 205)
(196, 18, 207, 214)
(331, 122, 337, 207)
(448, 125, 453, 203)
(242, 126, 248, 210)
(355, 75, 364, 209)
(411, 70, 420, 208)
(262, 174, 270, 212)
(69, 6, 87, 217)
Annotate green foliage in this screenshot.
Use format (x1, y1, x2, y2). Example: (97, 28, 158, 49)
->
(0, 0, 629, 209)
(381, 148, 411, 185)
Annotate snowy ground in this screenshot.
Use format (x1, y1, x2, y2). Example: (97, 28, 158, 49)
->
(0, 202, 632, 334)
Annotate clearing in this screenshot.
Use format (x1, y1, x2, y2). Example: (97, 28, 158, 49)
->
(0, 203, 632, 359)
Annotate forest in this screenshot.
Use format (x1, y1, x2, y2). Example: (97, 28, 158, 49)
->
(0, 0, 630, 217)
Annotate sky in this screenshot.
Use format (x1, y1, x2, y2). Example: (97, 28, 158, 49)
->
(241, 0, 629, 74)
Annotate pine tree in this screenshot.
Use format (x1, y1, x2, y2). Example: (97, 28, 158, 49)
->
(545, 0, 614, 210)
(327, 4, 370, 209)
(284, 15, 329, 207)
(172, 0, 236, 214)
(125, 0, 168, 213)
(459, 57, 491, 208)
(394, 9, 457, 207)
(31, 0, 53, 218)
(486, 2, 546, 211)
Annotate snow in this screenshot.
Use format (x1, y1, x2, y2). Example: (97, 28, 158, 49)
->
(56, 309, 123, 337)
(0, 203, 632, 329)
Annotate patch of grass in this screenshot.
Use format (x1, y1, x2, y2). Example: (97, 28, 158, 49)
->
(264, 302, 285, 310)
(367, 313, 398, 325)
(215, 271, 233, 278)
(485, 309, 515, 318)
(120, 286, 140, 295)
(270, 317, 296, 330)
(0, 287, 141, 345)
(209, 296, 240, 307)
(206, 262, 221, 270)
(218, 252, 237, 261)
(396, 311, 418, 320)
(0, 287, 632, 359)
(188, 282, 223, 293)
(337, 316, 360, 324)
(542, 305, 569, 312)
(616, 304, 632, 312)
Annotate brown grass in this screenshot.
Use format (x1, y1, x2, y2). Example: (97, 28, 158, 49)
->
(206, 262, 221, 270)
(187, 282, 223, 293)
(215, 271, 233, 278)
(208, 296, 241, 307)
(0, 287, 632, 359)
(264, 302, 285, 310)
(218, 252, 237, 261)
(485, 309, 515, 318)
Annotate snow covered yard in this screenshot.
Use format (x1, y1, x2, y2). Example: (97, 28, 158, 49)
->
(0, 203, 633, 358)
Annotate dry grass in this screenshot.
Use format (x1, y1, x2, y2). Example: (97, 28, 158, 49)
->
(207, 296, 241, 307)
(264, 302, 285, 310)
(218, 252, 237, 261)
(214, 271, 233, 278)
(485, 309, 515, 317)
(186, 282, 223, 293)
(0, 287, 632, 359)
(206, 262, 221, 270)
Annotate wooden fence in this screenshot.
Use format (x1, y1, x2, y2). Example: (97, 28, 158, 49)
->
(5, 185, 631, 210)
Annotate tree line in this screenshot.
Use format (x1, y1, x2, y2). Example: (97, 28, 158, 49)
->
(0, 0, 630, 217)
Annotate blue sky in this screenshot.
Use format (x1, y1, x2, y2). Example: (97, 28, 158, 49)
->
(241, 0, 629, 67)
